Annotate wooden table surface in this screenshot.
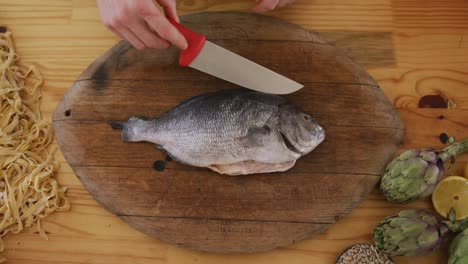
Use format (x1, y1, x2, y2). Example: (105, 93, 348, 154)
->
(1, 0, 467, 263)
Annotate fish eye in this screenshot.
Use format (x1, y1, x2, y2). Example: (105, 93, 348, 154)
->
(303, 115, 310, 121)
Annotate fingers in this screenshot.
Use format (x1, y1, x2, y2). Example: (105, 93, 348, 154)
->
(131, 19, 171, 49)
(253, 0, 294, 12)
(157, 0, 180, 22)
(117, 25, 146, 50)
(97, 0, 187, 50)
(107, 25, 126, 41)
(253, 0, 280, 13)
(277, 0, 293, 8)
(144, 14, 188, 50)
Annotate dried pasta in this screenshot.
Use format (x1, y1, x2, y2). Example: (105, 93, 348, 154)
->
(0, 31, 69, 261)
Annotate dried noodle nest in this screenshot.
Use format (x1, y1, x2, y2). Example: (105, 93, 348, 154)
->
(0, 31, 69, 261)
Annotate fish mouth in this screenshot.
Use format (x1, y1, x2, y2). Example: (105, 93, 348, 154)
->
(316, 129, 325, 143)
(279, 131, 302, 155)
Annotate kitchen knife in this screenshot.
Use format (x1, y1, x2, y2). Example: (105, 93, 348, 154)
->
(168, 18, 303, 94)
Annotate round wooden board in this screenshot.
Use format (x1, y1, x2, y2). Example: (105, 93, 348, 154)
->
(53, 12, 404, 253)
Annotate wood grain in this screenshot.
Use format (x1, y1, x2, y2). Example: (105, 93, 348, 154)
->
(55, 120, 402, 175)
(319, 31, 395, 68)
(52, 11, 403, 253)
(1, 0, 467, 263)
(54, 81, 397, 125)
(75, 167, 378, 222)
(120, 216, 327, 254)
(70, 38, 379, 85)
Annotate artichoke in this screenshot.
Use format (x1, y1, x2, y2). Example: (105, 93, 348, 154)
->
(449, 228, 468, 264)
(374, 209, 449, 256)
(380, 139, 468, 203)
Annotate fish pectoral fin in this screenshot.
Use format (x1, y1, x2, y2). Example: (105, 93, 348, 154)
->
(155, 144, 182, 163)
(238, 125, 273, 147)
(207, 160, 296, 176)
(155, 144, 165, 151)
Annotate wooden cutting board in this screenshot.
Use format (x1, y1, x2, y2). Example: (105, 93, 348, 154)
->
(53, 12, 404, 253)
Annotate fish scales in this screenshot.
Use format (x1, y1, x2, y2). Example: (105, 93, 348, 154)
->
(116, 90, 325, 175)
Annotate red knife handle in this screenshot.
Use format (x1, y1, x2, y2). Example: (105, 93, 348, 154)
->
(167, 17, 206, 67)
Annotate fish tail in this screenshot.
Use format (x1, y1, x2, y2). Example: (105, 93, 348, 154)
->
(110, 121, 124, 130)
(121, 131, 130, 142)
(109, 121, 132, 142)
(110, 117, 152, 142)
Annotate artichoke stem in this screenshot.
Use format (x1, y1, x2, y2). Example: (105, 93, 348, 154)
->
(438, 139, 468, 162)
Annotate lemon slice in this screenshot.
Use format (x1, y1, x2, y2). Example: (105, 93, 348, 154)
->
(432, 176, 468, 220)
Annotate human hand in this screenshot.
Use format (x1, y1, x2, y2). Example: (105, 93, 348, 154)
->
(253, 0, 295, 12)
(97, 0, 188, 50)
